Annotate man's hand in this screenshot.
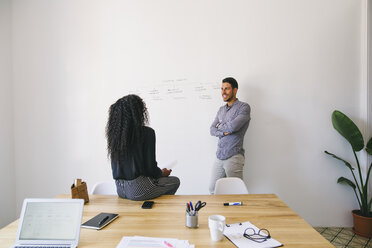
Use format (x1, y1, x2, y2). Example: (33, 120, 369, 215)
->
(224, 132, 231, 136)
(162, 168, 172, 177)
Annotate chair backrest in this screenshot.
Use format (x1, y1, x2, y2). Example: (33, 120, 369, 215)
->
(91, 181, 117, 195)
(214, 177, 249, 195)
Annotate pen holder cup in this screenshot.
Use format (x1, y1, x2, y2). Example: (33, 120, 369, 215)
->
(185, 212, 199, 228)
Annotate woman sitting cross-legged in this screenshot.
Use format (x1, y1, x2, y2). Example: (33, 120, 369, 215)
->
(105, 94, 180, 201)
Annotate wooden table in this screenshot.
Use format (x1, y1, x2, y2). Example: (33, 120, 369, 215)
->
(0, 194, 332, 247)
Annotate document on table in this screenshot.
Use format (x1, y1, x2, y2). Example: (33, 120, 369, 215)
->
(116, 236, 194, 248)
(224, 221, 283, 248)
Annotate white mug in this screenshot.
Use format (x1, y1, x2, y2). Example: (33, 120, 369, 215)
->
(208, 215, 226, 241)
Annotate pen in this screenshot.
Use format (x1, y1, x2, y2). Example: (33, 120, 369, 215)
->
(189, 201, 193, 211)
(189, 201, 195, 215)
(98, 216, 109, 226)
(223, 202, 242, 206)
(186, 203, 190, 214)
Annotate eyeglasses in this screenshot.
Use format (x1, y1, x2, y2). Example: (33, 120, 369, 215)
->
(243, 227, 271, 243)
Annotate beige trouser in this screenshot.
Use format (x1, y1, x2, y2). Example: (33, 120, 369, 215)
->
(209, 154, 245, 194)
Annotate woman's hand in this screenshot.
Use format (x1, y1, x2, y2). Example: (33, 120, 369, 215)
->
(162, 168, 172, 177)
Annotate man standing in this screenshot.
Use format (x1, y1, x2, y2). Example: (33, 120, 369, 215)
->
(209, 77, 251, 194)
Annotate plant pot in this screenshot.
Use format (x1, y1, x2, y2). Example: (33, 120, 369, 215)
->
(352, 210, 372, 238)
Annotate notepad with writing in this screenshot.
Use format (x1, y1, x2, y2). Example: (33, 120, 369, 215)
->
(224, 221, 283, 248)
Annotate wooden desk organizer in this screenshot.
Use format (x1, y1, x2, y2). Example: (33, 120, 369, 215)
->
(71, 178, 89, 203)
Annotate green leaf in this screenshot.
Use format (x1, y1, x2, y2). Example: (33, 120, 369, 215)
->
(324, 151, 354, 171)
(365, 162, 372, 188)
(337, 177, 356, 189)
(366, 137, 372, 155)
(332, 110, 364, 151)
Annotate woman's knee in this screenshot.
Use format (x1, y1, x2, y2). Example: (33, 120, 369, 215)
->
(172, 176, 180, 186)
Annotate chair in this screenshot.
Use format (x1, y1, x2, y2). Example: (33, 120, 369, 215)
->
(214, 177, 249, 194)
(91, 181, 117, 195)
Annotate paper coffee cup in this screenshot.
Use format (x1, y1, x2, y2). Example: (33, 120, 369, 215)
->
(208, 215, 226, 241)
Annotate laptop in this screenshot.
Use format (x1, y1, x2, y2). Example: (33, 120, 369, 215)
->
(12, 198, 84, 248)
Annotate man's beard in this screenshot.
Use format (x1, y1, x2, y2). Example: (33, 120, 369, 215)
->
(223, 95, 233, 102)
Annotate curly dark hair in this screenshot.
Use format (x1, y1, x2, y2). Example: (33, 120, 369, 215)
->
(105, 94, 148, 161)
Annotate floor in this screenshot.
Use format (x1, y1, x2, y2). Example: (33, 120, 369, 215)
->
(314, 227, 372, 248)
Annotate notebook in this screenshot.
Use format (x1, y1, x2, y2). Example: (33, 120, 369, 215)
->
(81, 212, 118, 230)
(12, 198, 84, 248)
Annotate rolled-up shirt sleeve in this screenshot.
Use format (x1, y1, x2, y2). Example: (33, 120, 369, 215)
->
(218, 104, 250, 134)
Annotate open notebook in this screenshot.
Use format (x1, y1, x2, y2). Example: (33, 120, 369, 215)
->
(12, 198, 84, 248)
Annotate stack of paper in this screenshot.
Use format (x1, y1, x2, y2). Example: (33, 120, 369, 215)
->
(116, 236, 195, 248)
(224, 221, 283, 248)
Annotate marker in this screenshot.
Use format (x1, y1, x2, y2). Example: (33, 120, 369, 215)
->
(223, 202, 242, 206)
(98, 216, 109, 226)
(164, 240, 174, 248)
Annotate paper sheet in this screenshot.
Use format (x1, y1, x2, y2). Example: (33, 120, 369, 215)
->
(160, 160, 177, 169)
(116, 236, 194, 248)
(224, 221, 283, 248)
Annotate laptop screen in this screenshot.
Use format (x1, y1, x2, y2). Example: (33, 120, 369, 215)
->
(19, 202, 81, 241)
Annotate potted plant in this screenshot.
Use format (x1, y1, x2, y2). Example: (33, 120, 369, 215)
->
(324, 110, 372, 238)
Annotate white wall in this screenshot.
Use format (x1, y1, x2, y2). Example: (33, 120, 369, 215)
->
(368, 0, 372, 200)
(0, 0, 16, 228)
(10, 0, 367, 226)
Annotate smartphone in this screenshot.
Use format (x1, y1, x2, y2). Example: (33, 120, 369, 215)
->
(141, 201, 154, 209)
